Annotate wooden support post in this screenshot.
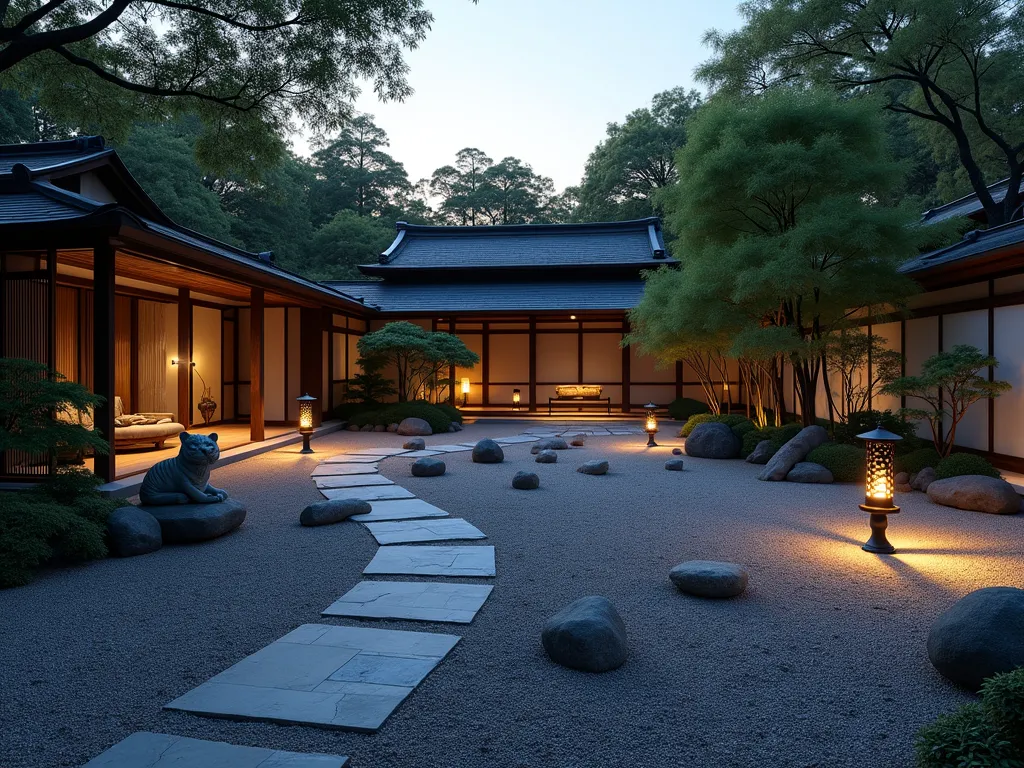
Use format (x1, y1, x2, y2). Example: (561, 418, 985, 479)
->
(988, 279, 995, 455)
(93, 242, 116, 482)
(481, 323, 489, 407)
(250, 288, 265, 441)
(621, 318, 631, 413)
(177, 288, 191, 428)
(299, 307, 324, 427)
(449, 316, 457, 406)
(46, 246, 57, 375)
(528, 315, 537, 412)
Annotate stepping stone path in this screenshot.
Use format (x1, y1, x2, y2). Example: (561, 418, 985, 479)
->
(84, 731, 349, 767)
(84, 422, 645, 764)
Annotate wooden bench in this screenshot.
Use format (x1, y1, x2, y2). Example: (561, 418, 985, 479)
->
(547, 385, 610, 415)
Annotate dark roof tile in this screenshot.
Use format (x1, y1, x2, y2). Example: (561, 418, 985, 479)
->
(900, 219, 1024, 274)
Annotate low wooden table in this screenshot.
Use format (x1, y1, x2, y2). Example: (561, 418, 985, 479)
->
(548, 396, 611, 416)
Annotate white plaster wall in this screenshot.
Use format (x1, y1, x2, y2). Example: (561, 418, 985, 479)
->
(943, 310, 989, 450)
(909, 282, 988, 309)
(905, 317, 940, 439)
(536, 334, 578, 383)
(583, 333, 622, 383)
(872, 322, 903, 414)
(630, 346, 675, 383)
(79, 172, 117, 204)
(995, 275, 1024, 295)
(287, 307, 301, 421)
(994, 305, 1024, 457)
(489, 334, 529, 404)
(191, 306, 222, 425)
(264, 308, 285, 421)
(455, 333, 483, 406)
(237, 308, 251, 416)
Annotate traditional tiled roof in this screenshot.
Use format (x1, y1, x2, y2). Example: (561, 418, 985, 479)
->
(921, 177, 1023, 225)
(359, 218, 670, 277)
(0, 135, 112, 175)
(324, 279, 648, 313)
(900, 219, 1024, 274)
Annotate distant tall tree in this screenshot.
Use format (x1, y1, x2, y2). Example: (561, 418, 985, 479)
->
(0, 1, 441, 174)
(479, 157, 555, 224)
(698, 0, 1024, 225)
(431, 148, 493, 225)
(575, 88, 703, 223)
(311, 114, 411, 225)
(307, 210, 396, 280)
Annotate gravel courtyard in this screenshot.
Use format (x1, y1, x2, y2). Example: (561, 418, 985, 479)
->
(2, 420, 1021, 768)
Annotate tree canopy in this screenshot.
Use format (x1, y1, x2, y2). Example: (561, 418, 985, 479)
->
(0, 0, 441, 173)
(698, 0, 1024, 225)
(630, 89, 923, 426)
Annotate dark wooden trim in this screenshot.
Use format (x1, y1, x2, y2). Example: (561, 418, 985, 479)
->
(905, 289, 1024, 320)
(177, 287, 191, 428)
(900, 320, 907, 410)
(621, 319, 631, 413)
(528, 315, 537, 412)
(481, 322, 490, 407)
(283, 307, 290, 413)
(577, 319, 584, 383)
(674, 360, 683, 400)
(448, 316, 456, 406)
(129, 297, 139, 413)
(46, 246, 57, 374)
(988, 279, 996, 454)
(250, 288, 265, 441)
(92, 241, 116, 482)
(300, 307, 324, 427)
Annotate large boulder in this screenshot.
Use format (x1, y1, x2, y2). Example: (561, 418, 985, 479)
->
(577, 460, 609, 475)
(140, 499, 246, 543)
(684, 422, 741, 459)
(758, 426, 829, 481)
(927, 587, 1024, 690)
(512, 471, 540, 490)
(912, 467, 937, 492)
(472, 439, 504, 464)
(403, 437, 426, 450)
(786, 462, 834, 484)
(107, 507, 162, 557)
(927, 476, 1020, 515)
(300, 498, 371, 527)
(541, 596, 628, 673)
(669, 561, 749, 598)
(535, 449, 557, 464)
(397, 417, 432, 436)
(746, 440, 774, 465)
(411, 457, 446, 477)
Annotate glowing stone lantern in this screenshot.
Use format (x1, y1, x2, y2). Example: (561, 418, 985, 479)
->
(857, 424, 903, 553)
(512, 388, 521, 411)
(461, 377, 471, 406)
(644, 402, 659, 447)
(297, 393, 317, 454)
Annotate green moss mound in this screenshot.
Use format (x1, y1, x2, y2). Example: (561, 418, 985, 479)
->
(666, 397, 710, 421)
(806, 443, 866, 483)
(679, 412, 754, 438)
(935, 453, 1002, 480)
(896, 447, 942, 475)
(348, 401, 456, 434)
(679, 413, 717, 437)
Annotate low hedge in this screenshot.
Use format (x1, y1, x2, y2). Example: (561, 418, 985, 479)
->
(935, 453, 1001, 480)
(347, 401, 456, 434)
(806, 443, 866, 483)
(678, 412, 755, 438)
(0, 467, 125, 588)
(896, 447, 942, 475)
(666, 397, 710, 421)
(679, 413, 717, 437)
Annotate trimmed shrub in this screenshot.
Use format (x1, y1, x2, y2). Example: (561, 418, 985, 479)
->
(667, 397, 710, 421)
(915, 704, 1023, 768)
(679, 413, 717, 437)
(743, 428, 774, 457)
(935, 453, 1002, 480)
(433, 403, 464, 424)
(348, 401, 453, 434)
(982, 668, 1024, 752)
(896, 447, 943, 475)
(717, 414, 750, 429)
(769, 424, 803, 451)
(730, 420, 757, 438)
(806, 443, 866, 483)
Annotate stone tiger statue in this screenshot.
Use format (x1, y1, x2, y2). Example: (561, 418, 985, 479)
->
(139, 432, 229, 506)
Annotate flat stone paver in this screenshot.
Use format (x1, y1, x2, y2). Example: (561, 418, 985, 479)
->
(321, 454, 382, 464)
(350, 499, 449, 522)
(494, 435, 540, 444)
(322, 581, 493, 624)
(343, 447, 410, 457)
(423, 444, 472, 453)
(363, 518, 486, 544)
(401, 449, 443, 458)
(311, 464, 378, 477)
(363, 545, 496, 577)
(165, 624, 459, 733)
(83, 731, 348, 767)
(314, 474, 394, 490)
(321, 485, 415, 502)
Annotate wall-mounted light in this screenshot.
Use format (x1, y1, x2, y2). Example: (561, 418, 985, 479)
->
(570, 315, 577, 320)
(512, 388, 521, 411)
(461, 377, 470, 406)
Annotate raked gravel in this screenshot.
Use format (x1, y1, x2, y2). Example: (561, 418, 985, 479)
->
(2, 421, 1022, 767)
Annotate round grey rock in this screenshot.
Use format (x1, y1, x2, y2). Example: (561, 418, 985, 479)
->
(535, 449, 557, 464)
(403, 437, 426, 451)
(570, 435, 586, 447)
(396, 417, 432, 436)
(746, 439, 774, 465)
(140, 498, 247, 543)
(685, 422, 742, 459)
(786, 462, 834, 484)
(664, 459, 685, 471)
(672, 447, 683, 456)
(927, 587, 1024, 690)
(346, 423, 360, 431)
(669, 560, 749, 598)
(912, 466, 937, 492)
(411, 457, 446, 477)
(927, 475, 1020, 515)
(300, 497, 371, 527)
(895, 471, 910, 485)
(536, 437, 569, 451)
(359, 424, 374, 432)
(107, 506, 162, 557)
(577, 460, 608, 475)
(472, 439, 504, 464)
(373, 424, 386, 432)
(512, 471, 540, 490)
(451, 422, 463, 432)
(541, 596, 628, 673)
(386, 423, 399, 432)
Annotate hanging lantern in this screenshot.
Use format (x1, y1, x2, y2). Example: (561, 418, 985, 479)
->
(512, 388, 521, 411)
(297, 393, 317, 454)
(461, 377, 471, 406)
(857, 424, 903, 553)
(644, 402, 659, 447)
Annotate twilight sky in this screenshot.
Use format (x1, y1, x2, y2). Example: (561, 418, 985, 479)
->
(316, 0, 743, 192)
